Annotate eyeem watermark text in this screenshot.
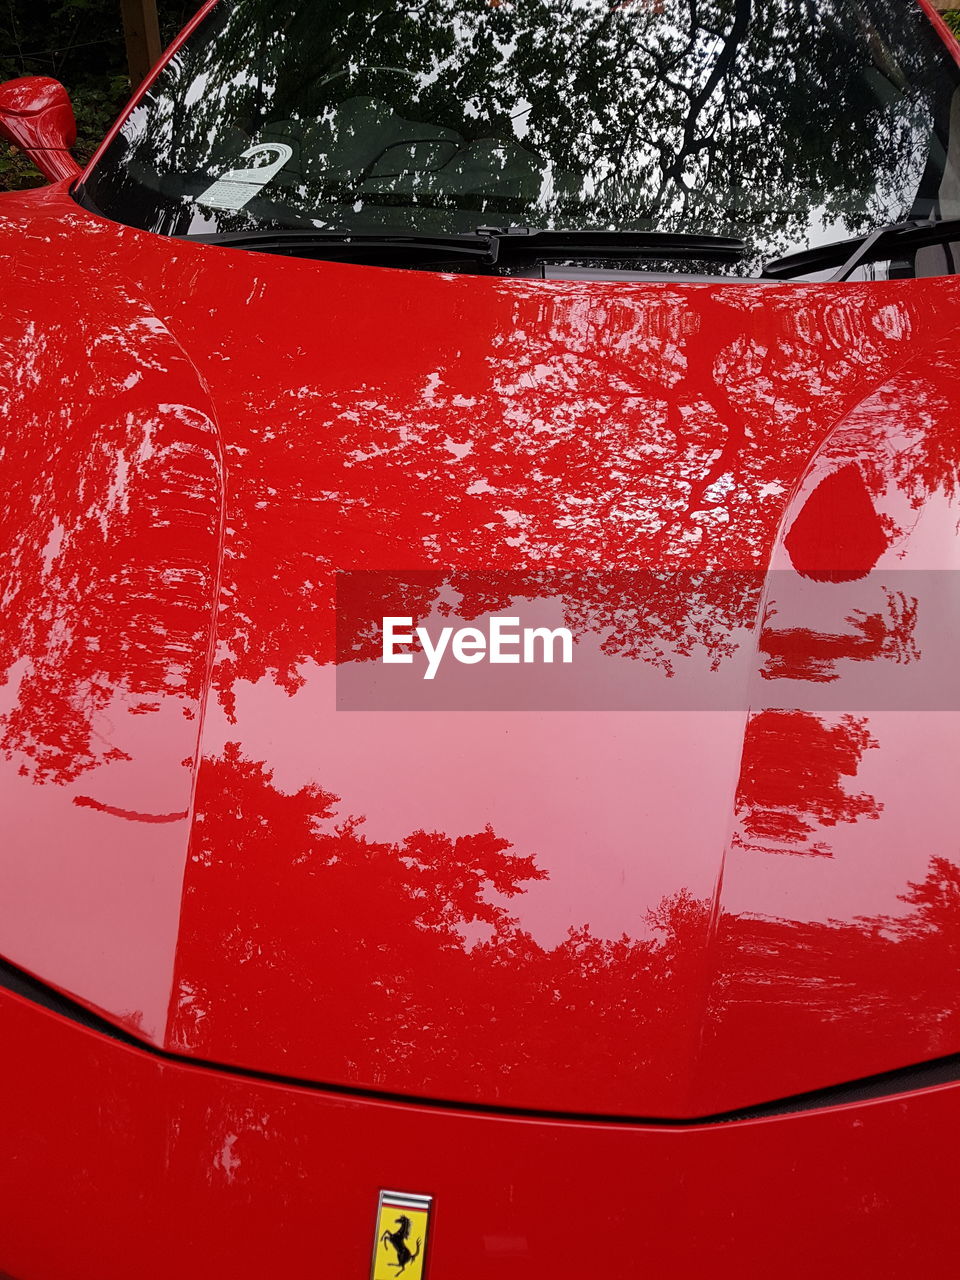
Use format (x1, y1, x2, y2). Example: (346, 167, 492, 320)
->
(336, 569, 960, 711)
(383, 616, 574, 680)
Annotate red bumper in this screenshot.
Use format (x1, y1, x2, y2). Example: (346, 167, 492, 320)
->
(0, 984, 956, 1279)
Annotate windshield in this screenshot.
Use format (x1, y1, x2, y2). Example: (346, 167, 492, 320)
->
(83, 0, 960, 277)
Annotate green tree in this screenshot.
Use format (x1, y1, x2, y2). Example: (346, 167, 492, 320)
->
(0, 0, 194, 190)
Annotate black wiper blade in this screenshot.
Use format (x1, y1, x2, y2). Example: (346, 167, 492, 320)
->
(474, 226, 748, 262)
(182, 225, 748, 265)
(180, 227, 501, 261)
(764, 218, 960, 280)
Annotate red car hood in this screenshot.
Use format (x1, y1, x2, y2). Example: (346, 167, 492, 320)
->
(3, 185, 960, 1118)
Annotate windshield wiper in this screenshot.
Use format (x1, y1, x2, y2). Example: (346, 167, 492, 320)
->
(473, 226, 748, 263)
(764, 218, 960, 281)
(182, 227, 501, 261)
(182, 224, 748, 266)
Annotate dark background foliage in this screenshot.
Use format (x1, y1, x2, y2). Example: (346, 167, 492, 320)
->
(1, 0, 194, 189)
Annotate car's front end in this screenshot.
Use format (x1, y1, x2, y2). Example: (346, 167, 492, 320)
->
(3, 1, 960, 1274)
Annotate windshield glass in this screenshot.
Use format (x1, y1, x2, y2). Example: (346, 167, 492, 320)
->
(83, 0, 960, 276)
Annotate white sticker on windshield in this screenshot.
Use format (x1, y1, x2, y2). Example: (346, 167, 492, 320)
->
(197, 142, 293, 211)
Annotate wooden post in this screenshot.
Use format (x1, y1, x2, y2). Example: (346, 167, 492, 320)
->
(120, 0, 163, 88)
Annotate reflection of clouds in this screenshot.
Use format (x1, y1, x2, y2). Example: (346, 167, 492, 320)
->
(6, 181, 960, 1110)
(190, 281, 926, 712)
(169, 740, 721, 1108)
(171, 741, 960, 1112)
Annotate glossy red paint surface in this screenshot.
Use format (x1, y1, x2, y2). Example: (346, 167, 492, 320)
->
(3, 178, 960, 1122)
(0, 77, 80, 183)
(2, 985, 959, 1279)
(916, 0, 960, 67)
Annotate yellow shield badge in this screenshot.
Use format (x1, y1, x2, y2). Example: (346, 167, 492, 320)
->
(371, 1189, 432, 1280)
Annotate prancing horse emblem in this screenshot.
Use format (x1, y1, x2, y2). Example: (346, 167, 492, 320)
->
(371, 1190, 432, 1280)
(381, 1214, 422, 1274)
